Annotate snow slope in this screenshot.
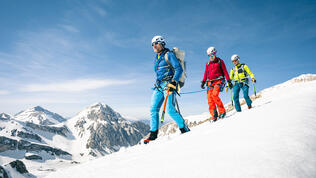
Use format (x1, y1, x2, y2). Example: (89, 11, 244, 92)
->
(46, 75, 316, 178)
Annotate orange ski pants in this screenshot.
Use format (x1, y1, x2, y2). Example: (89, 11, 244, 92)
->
(207, 80, 226, 118)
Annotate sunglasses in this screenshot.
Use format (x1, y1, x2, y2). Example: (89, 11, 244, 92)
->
(208, 53, 216, 57)
(152, 42, 159, 46)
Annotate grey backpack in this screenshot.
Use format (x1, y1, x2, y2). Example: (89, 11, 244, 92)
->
(164, 47, 186, 88)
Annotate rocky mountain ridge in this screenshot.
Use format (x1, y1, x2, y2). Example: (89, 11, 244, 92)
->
(67, 103, 149, 157)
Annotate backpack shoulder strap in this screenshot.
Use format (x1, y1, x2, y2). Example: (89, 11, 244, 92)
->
(206, 61, 211, 80)
(231, 66, 235, 78)
(164, 51, 171, 66)
(241, 63, 248, 76)
(164, 51, 175, 75)
(218, 59, 224, 77)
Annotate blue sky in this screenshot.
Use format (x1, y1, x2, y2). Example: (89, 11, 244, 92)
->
(0, 0, 315, 120)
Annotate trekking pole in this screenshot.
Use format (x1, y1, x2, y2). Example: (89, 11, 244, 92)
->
(161, 88, 171, 123)
(230, 89, 233, 106)
(175, 96, 182, 117)
(252, 82, 257, 96)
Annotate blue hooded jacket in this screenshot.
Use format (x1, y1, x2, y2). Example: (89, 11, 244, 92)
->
(154, 48, 183, 83)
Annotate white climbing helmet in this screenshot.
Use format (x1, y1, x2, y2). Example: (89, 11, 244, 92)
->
(206, 46, 217, 55)
(231, 54, 240, 61)
(151, 35, 166, 46)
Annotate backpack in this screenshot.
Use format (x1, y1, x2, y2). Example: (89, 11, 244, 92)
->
(206, 58, 225, 81)
(164, 47, 186, 88)
(232, 64, 248, 79)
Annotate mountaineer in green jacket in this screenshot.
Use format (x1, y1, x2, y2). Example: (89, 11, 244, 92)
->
(227, 54, 256, 112)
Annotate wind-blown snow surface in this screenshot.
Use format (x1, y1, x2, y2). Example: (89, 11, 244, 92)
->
(46, 78, 316, 178)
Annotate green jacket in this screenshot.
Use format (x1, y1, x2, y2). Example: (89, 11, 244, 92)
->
(229, 63, 255, 82)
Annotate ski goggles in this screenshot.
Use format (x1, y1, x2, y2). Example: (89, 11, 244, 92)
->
(208, 52, 216, 57)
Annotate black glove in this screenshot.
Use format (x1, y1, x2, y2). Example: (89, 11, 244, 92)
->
(168, 81, 177, 92)
(201, 81, 206, 89)
(227, 80, 233, 89)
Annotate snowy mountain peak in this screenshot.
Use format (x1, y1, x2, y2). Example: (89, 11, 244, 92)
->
(88, 102, 110, 113)
(90, 102, 104, 108)
(88, 102, 112, 111)
(33, 106, 46, 112)
(75, 102, 122, 123)
(14, 106, 66, 125)
(67, 102, 149, 157)
(0, 113, 11, 120)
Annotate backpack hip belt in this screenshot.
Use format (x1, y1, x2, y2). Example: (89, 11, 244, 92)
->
(206, 75, 224, 82)
(233, 77, 249, 87)
(207, 76, 226, 92)
(233, 77, 248, 82)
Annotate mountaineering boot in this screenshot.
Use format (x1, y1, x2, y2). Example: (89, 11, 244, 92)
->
(214, 109, 218, 118)
(144, 130, 158, 144)
(209, 109, 218, 122)
(248, 105, 252, 109)
(209, 116, 218, 122)
(219, 112, 226, 119)
(179, 126, 190, 134)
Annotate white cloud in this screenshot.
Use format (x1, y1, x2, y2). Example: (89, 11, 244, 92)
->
(0, 90, 9, 95)
(60, 25, 79, 33)
(23, 79, 134, 92)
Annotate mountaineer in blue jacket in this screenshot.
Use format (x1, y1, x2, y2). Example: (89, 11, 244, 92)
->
(144, 36, 190, 144)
